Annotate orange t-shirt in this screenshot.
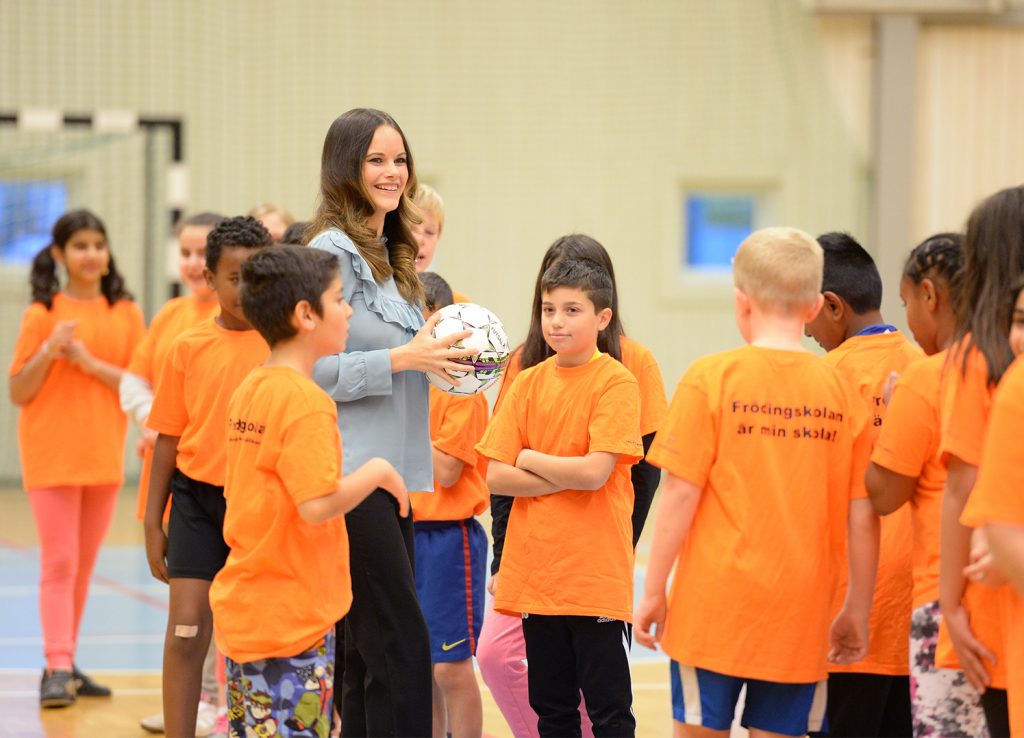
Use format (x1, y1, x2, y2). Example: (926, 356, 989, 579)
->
(647, 345, 869, 683)
(210, 366, 349, 663)
(129, 294, 219, 519)
(128, 295, 220, 381)
(826, 332, 922, 677)
(146, 319, 269, 486)
(477, 353, 643, 621)
(10, 294, 145, 489)
(936, 339, 1008, 688)
(870, 351, 947, 609)
(410, 387, 489, 522)
(961, 356, 1024, 736)
(495, 336, 667, 436)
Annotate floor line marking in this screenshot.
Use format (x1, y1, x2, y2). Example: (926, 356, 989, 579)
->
(0, 688, 163, 697)
(0, 634, 164, 646)
(0, 538, 169, 612)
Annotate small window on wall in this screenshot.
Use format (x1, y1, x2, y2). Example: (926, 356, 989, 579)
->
(0, 180, 68, 264)
(684, 193, 758, 271)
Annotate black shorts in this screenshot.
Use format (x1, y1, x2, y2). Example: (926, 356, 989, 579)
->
(166, 468, 229, 581)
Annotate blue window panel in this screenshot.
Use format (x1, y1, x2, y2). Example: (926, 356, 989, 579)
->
(686, 195, 755, 270)
(0, 180, 69, 263)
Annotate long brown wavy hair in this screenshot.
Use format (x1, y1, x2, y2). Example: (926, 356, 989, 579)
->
(308, 108, 424, 305)
(954, 185, 1024, 385)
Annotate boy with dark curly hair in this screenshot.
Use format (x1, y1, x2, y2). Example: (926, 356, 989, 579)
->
(144, 215, 273, 737)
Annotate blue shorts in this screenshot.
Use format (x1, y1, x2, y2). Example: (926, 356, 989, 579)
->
(414, 518, 487, 663)
(670, 661, 827, 737)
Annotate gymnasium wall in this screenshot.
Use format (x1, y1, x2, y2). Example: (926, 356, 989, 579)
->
(8, 2, 1017, 482)
(817, 14, 1024, 258)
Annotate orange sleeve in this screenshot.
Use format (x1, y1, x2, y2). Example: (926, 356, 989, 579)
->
(962, 361, 1024, 528)
(840, 376, 873, 501)
(647, 366, 716, 487)
(940, 348, 991, 467)
(849, 410, 872, 501)
(124, 302, 146, 364)
(635, 348, 668, 436)
(9, 303, 50, 376)
(278, 410, 342, 505)
(147, 339, 189, 436)
(434, 395, 487, 468)
(588, 376, 643, 463)
(128, 326, 157, 378)
(476, 376, 525, 466)
(127, 299, 186, 378)
(871, 379, 938, 478)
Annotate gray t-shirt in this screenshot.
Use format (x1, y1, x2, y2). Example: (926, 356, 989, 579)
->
(310, 228, 433, 493)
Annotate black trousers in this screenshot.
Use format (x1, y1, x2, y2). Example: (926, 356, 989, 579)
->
(628, 433, 661, 548)
(980, 688, 1010, 738)
(334, 489, 432, 738)
(817, 673, 912, 737)
(521, 614, 635, 738)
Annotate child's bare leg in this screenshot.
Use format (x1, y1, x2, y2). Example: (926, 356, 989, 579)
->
(673, 721, 728, 738)
(163, 578, 213, 737)
(435, 660, 483, 738)
(431, 674, 447, 738)
(201, 635, 219, 702)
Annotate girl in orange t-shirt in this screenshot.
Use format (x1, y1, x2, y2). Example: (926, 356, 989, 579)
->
(960, 279, 1024, 738)
(477, 233, 668, 738)
(8, 210, 144, 707)
(121, 212, 222, 522)
(867, 233, 990, 735)
(119, 212, 223, 736)
(939, 185, 1024, 738)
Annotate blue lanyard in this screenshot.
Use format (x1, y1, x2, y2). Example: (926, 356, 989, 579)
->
(852, 324, 898, 337)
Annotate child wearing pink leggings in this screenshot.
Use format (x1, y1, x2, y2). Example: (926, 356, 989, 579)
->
(477, 234, 666, 737)
(9, 210, 145, 707)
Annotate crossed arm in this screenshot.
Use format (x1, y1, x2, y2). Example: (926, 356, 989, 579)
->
(485, 449, 618, 498)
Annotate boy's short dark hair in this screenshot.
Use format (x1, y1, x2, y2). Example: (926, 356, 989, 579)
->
(540, 258, 613, 312)
(420, 271, 454, 313)
(281, 221, 310, 245)
(206, 216, 274, 272)
(817, 231, 883, 313)
(240, 245, 340, 347)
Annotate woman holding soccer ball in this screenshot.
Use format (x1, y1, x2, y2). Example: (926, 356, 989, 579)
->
(309, 108, 470, 737)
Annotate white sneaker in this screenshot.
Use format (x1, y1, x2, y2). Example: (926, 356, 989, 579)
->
(139, 700, 218, 736)
(139, 711, 164, 734)
(195, 700, 218, 737)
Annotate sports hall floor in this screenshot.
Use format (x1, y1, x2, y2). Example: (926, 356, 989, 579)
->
(0, 486, 731, 738)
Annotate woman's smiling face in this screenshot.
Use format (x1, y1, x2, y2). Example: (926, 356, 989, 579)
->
(362, 125, 408, 222)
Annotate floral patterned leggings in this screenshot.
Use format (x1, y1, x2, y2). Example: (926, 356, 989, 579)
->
(910, 601, 989, 738)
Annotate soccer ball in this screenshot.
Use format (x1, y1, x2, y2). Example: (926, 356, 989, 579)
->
(427, 303, 510, 396)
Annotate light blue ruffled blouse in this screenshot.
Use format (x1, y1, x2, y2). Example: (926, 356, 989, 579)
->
(310, 229, 434, 493)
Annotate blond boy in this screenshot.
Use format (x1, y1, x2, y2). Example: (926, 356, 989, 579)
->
(636, 227, 879, 738)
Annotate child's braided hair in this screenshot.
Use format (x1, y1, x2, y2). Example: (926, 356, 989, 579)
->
(903, 232, 963, 292)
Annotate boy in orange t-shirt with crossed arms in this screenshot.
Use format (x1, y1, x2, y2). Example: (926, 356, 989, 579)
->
(636, 227, 879, 738)
(477, 258, 643, 738)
